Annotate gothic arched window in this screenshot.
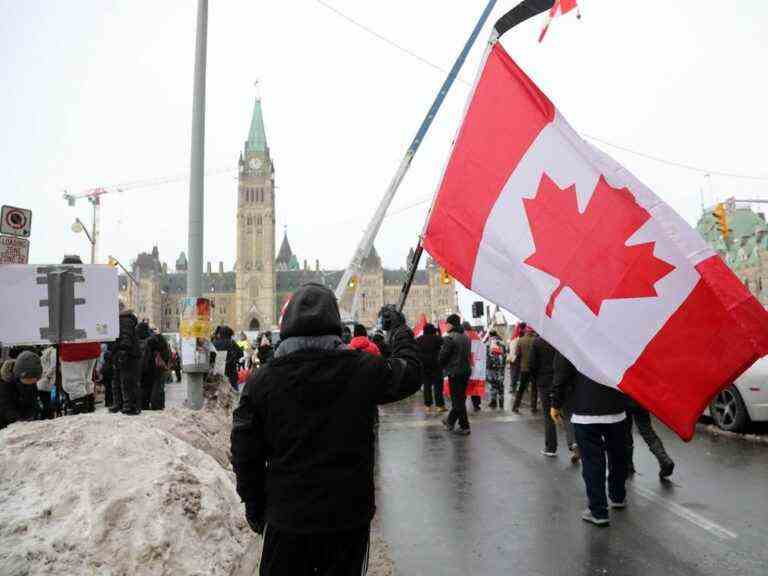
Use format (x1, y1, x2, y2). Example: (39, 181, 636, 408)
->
(257, 215, 263, 226)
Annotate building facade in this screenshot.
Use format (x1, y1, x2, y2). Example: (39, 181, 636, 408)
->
(697, 204, 768, 305)
(120, 95, 458, 333)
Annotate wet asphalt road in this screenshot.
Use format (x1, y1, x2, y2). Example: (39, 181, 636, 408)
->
(374, 395, 768, 576)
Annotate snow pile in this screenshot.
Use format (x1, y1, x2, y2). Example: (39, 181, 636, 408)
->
(0, 377, 394, 575)
(0, 378, 254, 576)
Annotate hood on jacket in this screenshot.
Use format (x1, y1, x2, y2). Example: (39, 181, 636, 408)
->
(280, 283, 342, 340)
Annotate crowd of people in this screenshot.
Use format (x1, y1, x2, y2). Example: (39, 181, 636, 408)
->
(2, 272, 681, 573)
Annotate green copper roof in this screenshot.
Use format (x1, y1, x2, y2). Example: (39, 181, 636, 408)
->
(246, 97, 268, 153)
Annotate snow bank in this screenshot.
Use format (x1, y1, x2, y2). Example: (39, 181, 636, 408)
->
(0, 378, 394, 575)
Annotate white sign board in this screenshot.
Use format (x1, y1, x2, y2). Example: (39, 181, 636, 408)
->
(0, 235, 29, 264)
(0, 264, 118, 346)
(1, 205, 32, 237)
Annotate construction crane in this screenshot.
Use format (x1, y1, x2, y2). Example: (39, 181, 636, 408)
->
(62, 166, 237, 264)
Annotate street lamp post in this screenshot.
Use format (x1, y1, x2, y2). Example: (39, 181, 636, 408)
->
(184, 0, 209, 410)
(71, 217, 96, 263)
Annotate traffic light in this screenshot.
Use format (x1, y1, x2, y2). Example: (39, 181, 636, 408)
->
(439, 267, 452, 285)
(712, 203, 729, 240)
(348, 275, 358, 289)
(107, 256, 118, 268)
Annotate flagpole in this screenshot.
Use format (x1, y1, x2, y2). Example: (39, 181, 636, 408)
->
(398, 29, 501, 313)
(335, 0, 499, 306)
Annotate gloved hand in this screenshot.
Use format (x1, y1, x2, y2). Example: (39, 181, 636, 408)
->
(378, 304, 406, 332)
(550, 407, 562, 425)
(245, 503, 265, 535)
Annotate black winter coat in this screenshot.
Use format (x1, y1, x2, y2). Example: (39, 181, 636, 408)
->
(416, 333, 443, 376)
(0, 377, 36, 430)
(117, 310, 141, 362)
(552, 352, 627, 417)
(231, 325, 422, 534)
(529, 337, 556, 390)
(438, 327, 471, 378)
(213, 337, 243, 385)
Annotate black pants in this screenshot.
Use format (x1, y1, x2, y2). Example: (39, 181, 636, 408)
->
(422, 371, 444, 407)
(626, 404, 672, 468)
(103, 373, 113, 407)
(574, 421, 628, 520)
(446, 374, 470, 431)
(113, 359, 141, 412)
(260, 524, 370, 576)
(512, 372, 537, 412)
(37, 390, 54, 420)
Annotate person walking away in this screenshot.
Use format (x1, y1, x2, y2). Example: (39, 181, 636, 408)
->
(349, 324, 381, 356)
(626, 398, 675, 478)
(417, 323, 445, 413)
(214, 326, 245, 391)
(439, 314, 472, 435)
(111, 303, 142, 415)
(551, 351, 628, 526)
(461, 322, 483, 412)
(507, 323, 524, 394)
(36, 346, 57, 419)
(530, 335, 578, 460)
(512, 327, 537, 413)
(486, 331, 507, 410)
(231, 285, 421, 575)
(0, 352, 42, 430)
(142, 331, 171, 410)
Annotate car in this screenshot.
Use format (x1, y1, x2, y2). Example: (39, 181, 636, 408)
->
(708, 355, 768, 432)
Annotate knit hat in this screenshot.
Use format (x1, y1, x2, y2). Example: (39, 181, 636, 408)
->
(13, 351, 42, 380)
(446, 314, 461, 329)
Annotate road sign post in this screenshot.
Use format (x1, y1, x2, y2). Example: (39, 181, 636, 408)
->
(1, 205, 32, 238)
(0, 235, 29, 264)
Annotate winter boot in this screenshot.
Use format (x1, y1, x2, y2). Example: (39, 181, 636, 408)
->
(658, 457, 675, 479)
(489, 399, 498, 409)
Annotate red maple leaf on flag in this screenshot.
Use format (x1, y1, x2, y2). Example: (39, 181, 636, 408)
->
(523, 174, 676, 317)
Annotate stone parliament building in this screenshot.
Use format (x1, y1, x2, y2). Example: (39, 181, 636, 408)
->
(120, 96, 459, 333)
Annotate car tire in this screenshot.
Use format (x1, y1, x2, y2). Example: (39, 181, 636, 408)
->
(709, 385, 749, 432)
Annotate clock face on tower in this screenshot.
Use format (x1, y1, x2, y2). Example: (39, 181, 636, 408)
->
(249, 158, 262, 172)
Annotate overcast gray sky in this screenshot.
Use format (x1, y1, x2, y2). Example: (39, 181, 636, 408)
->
(2, 1, 768, 317)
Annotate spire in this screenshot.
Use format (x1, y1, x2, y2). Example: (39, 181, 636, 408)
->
(246, 85, 268, 154)
(276, 229, 294, 268)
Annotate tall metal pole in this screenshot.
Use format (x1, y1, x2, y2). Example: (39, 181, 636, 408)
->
(188, 0, 208, 299)
(334, 0, 499, 303)
(185, 0, 208, 410)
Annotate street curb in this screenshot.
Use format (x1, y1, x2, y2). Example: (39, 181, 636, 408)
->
(696, 422, 768, 446)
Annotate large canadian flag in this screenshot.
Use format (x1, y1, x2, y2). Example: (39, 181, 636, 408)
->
(423, 42, 768, 440)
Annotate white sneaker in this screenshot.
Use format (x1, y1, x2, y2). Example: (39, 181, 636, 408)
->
(581, 509, 610, 526)
(609, 499, 627, 509)
(540, 449, 557, 457)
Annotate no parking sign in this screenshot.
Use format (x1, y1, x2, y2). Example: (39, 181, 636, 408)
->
(1, 205, 32, 237)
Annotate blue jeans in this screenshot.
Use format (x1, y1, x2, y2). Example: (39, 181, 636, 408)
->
(574, 420, 628, 519)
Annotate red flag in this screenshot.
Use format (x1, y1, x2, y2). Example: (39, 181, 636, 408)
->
(423, 42, 768, 440)
(539, 0, 580, 42)
(413, 313, 429, 339)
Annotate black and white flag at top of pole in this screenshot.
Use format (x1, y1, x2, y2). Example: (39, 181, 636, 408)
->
(494, 0, 555, 38)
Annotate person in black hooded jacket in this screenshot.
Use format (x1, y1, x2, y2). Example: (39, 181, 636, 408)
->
(416, 323, 444, 412)
(111, 303, 142, 415)
(213, 326, 243, 391)
(231, 283, 421, 575)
